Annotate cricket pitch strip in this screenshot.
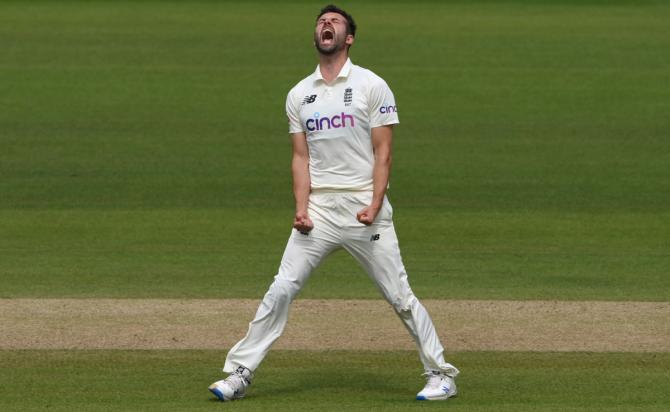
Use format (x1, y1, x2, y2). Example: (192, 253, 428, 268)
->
(1, 299, 668, 352)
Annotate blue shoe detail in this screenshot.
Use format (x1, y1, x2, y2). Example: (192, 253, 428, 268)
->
(416, 395, 427, 401)
(209, 387, 225, 401)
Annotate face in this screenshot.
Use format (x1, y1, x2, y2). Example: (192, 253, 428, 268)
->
(314, 12, 354, 55)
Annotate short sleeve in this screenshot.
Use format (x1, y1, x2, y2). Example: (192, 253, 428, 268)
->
(286, 89, 304, 134)
(368, 79, 399, 128)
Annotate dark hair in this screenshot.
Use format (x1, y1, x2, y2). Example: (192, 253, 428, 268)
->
(316, 4, 356, 37)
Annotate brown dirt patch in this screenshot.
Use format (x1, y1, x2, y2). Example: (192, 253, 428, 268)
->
(0, 299, 668, 352)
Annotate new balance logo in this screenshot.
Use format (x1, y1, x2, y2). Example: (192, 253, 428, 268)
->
(302, 94, 317, 105)
(370, 234, 380, 241)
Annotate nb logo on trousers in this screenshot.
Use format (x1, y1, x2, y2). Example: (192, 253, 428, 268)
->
(370, 234, 380, 241)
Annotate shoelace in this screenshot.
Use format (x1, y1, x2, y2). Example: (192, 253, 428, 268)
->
(422, 372, 442, 387)
(224, 373, 247, 389)
(422, 372, 446, 391)
(421, 372, 443, 388)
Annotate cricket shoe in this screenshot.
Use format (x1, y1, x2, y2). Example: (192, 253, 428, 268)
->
(208, 366, 253, 401)
(416, 371, 457, 401)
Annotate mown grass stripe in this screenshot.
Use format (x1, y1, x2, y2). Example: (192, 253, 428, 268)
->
(1, 350, 669, 411)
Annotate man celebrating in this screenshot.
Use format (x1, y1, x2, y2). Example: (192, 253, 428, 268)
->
(209, 4, 459, 402)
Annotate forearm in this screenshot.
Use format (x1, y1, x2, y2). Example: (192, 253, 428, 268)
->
(371, 152, 391, 208)
(290, 132, 311, 214)
(370, 125, 393, 208)
(292, 156, 311, 213)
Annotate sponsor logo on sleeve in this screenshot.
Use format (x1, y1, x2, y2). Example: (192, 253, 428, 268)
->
(379, 104, 397, 114)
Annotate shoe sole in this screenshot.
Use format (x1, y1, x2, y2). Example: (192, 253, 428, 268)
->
(209, 386, 228, 402)
(416, 393, 457, 401)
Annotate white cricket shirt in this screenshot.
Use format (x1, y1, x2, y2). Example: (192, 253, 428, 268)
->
(286, 58, 399, 191)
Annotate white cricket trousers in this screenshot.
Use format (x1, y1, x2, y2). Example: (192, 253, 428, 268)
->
(224, 191, 459, 377)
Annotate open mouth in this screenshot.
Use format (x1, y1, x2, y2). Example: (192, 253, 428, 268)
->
(321, 29, 334, 43)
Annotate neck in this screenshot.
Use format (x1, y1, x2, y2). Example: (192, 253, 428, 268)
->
(318, 51, 348, 84)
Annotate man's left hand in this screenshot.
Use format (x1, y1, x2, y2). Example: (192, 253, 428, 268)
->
(356, 204, 381, 225)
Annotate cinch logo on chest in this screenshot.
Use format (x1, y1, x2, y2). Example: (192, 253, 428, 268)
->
(306, 112, 355, 131)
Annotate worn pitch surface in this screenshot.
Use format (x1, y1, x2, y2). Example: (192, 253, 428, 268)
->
(2, 299, 668, 352)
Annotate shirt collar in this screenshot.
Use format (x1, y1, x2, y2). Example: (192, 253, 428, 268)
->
(314, 58, 353, 82)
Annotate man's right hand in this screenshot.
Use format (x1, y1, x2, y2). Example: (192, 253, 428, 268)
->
(293, 211, 314, 234)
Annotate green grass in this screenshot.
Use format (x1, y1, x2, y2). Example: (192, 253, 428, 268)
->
(1, 350, 668, 411)
(1, 208, 668, 299)
(1, 1, 669, 300)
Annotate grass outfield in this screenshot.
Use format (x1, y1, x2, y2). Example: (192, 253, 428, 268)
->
(1, 208, 668, 300)
(1, 0, 669, 300)
(1, 350, 669, 411)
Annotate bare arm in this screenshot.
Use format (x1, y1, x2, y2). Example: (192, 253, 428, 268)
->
(291, 132, 313, 233)
(357, 125, 393, 225)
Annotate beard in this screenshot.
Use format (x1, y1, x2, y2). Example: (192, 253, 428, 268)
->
(314, 31, 346, 55)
